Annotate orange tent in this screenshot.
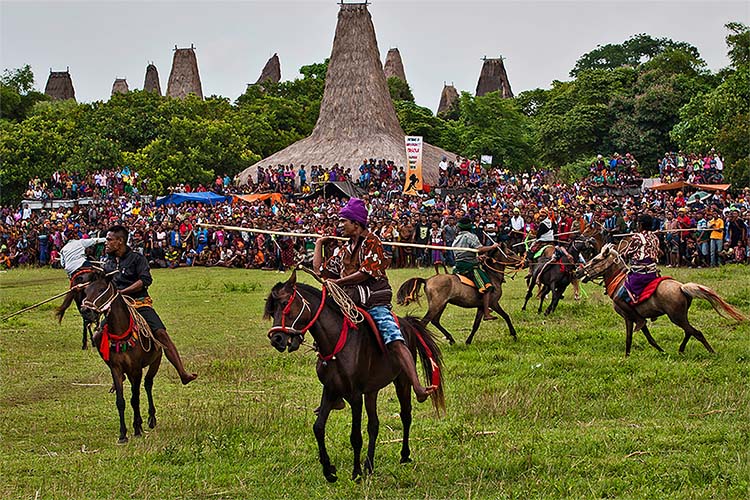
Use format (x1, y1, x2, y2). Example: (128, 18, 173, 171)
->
(649, 181, 730, 192)
(233, 193, 285, 204)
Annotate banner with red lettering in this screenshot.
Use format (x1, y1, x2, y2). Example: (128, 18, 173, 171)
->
(403, 136, 423, 195)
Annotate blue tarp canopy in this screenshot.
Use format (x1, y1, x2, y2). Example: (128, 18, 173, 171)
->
(155, 192, 230, 206)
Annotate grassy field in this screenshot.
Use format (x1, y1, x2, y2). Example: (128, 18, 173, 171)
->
(1, 265, 749, 499)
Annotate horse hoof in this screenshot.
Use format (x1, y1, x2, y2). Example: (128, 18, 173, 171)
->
(325, 472, 338, 483)
(117, 437, 128, 445)
(351, 472, 363, 483)
(148, 416, 157, 429)
(400, 456, 413, 464)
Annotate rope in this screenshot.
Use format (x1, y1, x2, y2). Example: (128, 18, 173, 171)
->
(121, 296, 165, 352)
(324, 281, 364, 325)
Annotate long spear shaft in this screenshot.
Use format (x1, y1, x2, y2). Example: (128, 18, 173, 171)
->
(197, 223, 481, 253)
(2, 286, 80, 321)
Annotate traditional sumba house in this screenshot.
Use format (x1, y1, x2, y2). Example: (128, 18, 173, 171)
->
(144, 63, 162, 95)
(44, 68, 75, 101)
(238, 3, 453, 184)
(383, 47, 406, 82)
(111, 78, 129, 95)
(166, 45, 203, 99)
(437, 83, 459, 116)
(475, 57, 513, 98)
(256, 53, 281, 84)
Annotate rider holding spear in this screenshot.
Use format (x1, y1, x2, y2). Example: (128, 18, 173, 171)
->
(312, 198, 436, 403)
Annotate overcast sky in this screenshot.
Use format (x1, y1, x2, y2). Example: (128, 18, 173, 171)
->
(2, 0, 747, 113)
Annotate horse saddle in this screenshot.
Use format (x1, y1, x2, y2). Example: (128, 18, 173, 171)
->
(455, 274, 477, 288)
(533, 244, 553, 259)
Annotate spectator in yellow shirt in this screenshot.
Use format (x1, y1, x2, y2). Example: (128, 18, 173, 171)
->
(708, 210, 724, 267)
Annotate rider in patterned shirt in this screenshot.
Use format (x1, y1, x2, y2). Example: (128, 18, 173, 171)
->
(313, 198, 436, 405)
(615, 214, 662, 328)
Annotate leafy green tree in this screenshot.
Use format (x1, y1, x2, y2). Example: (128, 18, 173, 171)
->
(570, 34, 700, 77)
(725, 22, 750, 68)
(1, 65, 49, 122)
(394, 101, 444, 145)
(387, 76, 414, 102)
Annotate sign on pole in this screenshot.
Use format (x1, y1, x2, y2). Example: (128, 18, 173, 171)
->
(404, 136, 423, 195)
(480, 155, 493, 166)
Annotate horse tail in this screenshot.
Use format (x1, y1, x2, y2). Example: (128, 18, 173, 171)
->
(55, 290, 75, 323)
(680, 283, 748, 322)
(396, 278, 426, 306)
(401, 316, 446, 415)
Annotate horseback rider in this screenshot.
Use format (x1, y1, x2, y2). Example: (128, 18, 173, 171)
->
(60, 236, 106, 277)
(614, 214, 662, 329)
(102, 225, 197, 385)
(451, 216, 502, 321)
(313, 198, 436, 403)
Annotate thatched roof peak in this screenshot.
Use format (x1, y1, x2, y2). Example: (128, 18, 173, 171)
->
(383, 47, 406, 83)
(44, 69, 76, 101)
(437, 84, 459, 116)
(476, 57, 513, 98)
(255, 53, 281, 85)
(144, 63, 162, 95)
(166, 45, 203, 100)
(238, 2, 453, 185)
(111, 78, 129, 95)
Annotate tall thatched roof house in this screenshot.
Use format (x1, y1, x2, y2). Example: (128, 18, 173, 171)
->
(437, 84, 459, 116)
(256, 53, 281, 84)
(383, 47, 406, 82)
(166, 45, 203, 99)
(44, 69, 76, 101)
(144, 63, 162, 95)
(237, 3, 453, 185)
(476, 57, 513, 98)
(111, 78, 129, 95)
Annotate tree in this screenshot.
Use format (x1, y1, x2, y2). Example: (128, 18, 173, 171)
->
(1, 65, 49, 122)
(387, 76, 414, 102)
(725, 22, 750, 68)
(570, 34, 700, 77)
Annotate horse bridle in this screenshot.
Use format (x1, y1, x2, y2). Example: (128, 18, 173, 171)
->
(267, 286, 326, 339)
(82, 281, 118, 313)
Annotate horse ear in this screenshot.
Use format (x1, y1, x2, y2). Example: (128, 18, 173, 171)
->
(286, 269, 297, 288)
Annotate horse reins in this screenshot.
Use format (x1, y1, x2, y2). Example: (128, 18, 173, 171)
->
(268, 286, 327, 339)
(82, 282, 119, 313)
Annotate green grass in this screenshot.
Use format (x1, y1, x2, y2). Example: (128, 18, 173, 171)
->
(1, 266, 749, 499)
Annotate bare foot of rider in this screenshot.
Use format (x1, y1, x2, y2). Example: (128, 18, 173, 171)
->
(181, 373, 198, 385)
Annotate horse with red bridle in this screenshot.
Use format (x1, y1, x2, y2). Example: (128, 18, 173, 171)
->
(265, 270, 445, 482)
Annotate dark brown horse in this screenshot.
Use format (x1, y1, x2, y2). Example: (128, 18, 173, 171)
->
(58, 269, 163, 443)
(577, 244, 747, 356)
(522, 236, 597, 315)
(396, 247, 521, 345)
(55, 268, 99, 349)
(265, 271, 445, 482)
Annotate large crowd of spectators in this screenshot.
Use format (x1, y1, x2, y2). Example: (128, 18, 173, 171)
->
(2, 152, 749, 273)
(658, 149, 725, 184)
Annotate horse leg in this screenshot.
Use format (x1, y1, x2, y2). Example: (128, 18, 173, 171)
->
(522, 283, 534, 311)
(545, 284, 564, 316)
(640, 325, 664, 353)
(537, 285, 550, 314)
(491, 301, 517, 339)
(465, 308, 484, 345)
(313, 388, 338, 482)
(668, 310, 715, 354)
(82, 319, 88, 350)
(363, 391, 379, 474)
(127, 370, 143, 437)
(423, 299, 455, 345)
(111, 367, 128, 444)
(144, 354, 162, 429)
(395, 375, 413, 464)
(625, 318, 634, 357)
(349, 394, 364, 481)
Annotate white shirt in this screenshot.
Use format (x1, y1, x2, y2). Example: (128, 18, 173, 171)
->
(511, 215, 525, 231)
(60, 238, 106, 276)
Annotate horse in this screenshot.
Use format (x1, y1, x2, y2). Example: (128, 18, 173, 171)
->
(522, 236, 597, 315)
(396, 246, 521, 345)
(576, 244, 747, 356)
(58, 269, 163, 443)
(55, 268, 100, 349)
(265, 270, 445, 482)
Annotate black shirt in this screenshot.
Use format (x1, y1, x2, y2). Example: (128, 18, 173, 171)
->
(104, 247, 153, 298)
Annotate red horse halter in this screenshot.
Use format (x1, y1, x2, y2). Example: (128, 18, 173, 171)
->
(268, 285, 327, 339)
